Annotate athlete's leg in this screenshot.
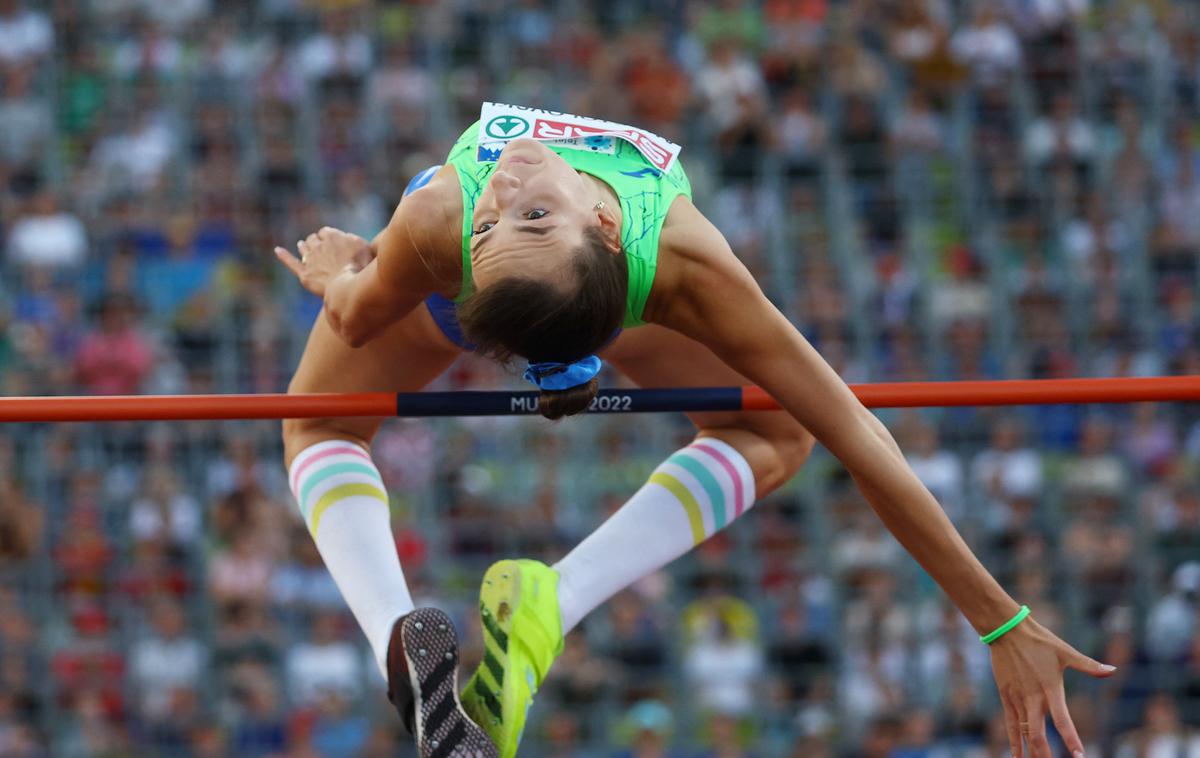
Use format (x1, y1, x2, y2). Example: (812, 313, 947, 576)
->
(461, 324, 814, 756)
(286, 306, 499, 756)
(283, 302, 460, 673)
(553, 323, 815, 631)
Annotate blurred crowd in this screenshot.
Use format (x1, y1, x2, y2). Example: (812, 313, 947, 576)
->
(1, 0, 1200, 755)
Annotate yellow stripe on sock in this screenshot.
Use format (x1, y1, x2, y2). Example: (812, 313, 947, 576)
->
(309, 482, 388, 534)
(648, 472, 706, 546)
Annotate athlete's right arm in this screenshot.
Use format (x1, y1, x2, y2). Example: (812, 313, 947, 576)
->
(275, 179, 458, 347)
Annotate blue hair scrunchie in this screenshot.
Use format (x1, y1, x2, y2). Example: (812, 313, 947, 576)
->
(523, 355, 603, 391)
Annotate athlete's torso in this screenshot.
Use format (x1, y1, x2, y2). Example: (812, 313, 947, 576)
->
(444, 104, 693, 328)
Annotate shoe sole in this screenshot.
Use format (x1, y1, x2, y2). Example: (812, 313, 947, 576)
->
(400, 608, 498, 758)
(468, 560, 535, 758)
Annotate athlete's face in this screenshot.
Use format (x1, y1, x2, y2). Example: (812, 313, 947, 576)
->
(470, 139, 599, 291)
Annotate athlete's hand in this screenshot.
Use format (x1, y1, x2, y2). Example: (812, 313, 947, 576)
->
(988, 618, 1115, 757)
(274, 227, 375, 298)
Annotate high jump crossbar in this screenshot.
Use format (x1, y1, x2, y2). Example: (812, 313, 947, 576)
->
(0, 376, 1198, 423)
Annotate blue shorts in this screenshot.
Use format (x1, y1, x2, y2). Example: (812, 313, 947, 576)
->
(404, 165, 474, 350)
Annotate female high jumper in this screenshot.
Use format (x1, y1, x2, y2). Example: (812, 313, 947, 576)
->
(275, 103, 1112, 758)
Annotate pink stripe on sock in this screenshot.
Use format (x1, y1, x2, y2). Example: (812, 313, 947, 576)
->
(290, 443, 371, 493)
(691, 441, 746, 518)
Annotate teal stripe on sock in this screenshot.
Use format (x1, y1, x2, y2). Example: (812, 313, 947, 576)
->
(299, 461, 383, 519)
(667, 452, 727, 530)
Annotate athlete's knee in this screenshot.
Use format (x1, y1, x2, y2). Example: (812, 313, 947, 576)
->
(281, 417, 371, 468)
(701, 418, 814, 497)
(758, 422, 814, 494)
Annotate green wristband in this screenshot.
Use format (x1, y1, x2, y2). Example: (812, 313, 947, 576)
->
(980, 605, 1031, 645)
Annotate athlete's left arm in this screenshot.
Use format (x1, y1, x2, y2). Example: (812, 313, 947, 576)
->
(275, 181, 452, 347)
(652, 206, 1111, 758)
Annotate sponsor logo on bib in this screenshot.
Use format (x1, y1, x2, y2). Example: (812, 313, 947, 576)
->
(485, 114, 530, 139)
(477, 102, 681, 171)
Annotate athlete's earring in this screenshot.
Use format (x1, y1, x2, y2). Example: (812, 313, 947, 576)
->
(594, 201, 605, 210)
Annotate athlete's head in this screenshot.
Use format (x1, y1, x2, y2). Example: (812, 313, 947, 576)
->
(459, 139, 627, 420)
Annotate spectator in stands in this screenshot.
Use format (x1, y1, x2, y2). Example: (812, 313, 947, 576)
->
(325, 165, 385, 240)
(828, 35, 887, 100)
(308, 689, 370, 757)
(1026, 92, 1096, 177)
(86, 80, 178, 195)
(193, 16, 254, 87)
(51, 602, 124, 723)
(227, 662, 287, 757)
(775, 86, 827, 184)
(271, 523, 344, 617)
(538, 710, 588, 758)
(888, 3, 963, 103)
(255, 41, 304, 106)
(1122, 403, 1178, 478)
(1009, 0, 1087, 106)
(0, 478, 41, 564)
(767, 598, 833, 702)
(129, 465, 202, 550)
(111, 15, 183, 80)
(1062, 415, 1130, 500)
(0, 0, 52, 72)
(1156, 486, 1200, 574)
(1156, 151, 1200, 277)
(620, 25, 691, 138)
(284, 610, 363, 708)
(129, 598, 205, 722)
(214, 599, 279, 673)
(74, 292, 154, 396)
(1145, 562, 1200, 663)
(1100, 96, 1152, 199)
(118, 534, 193, 602)
(916, 601, 991, 706)
(1183, 634, 1200, 727)
(891, 89, 944, 157)
(209, 529, 275, 606)
(971, 416, 1043, 518)
(1064, 494, 1136, 617)
(207, 434, 287, 501)
(599, 591, 668, 694)
(1114, 692, 1200, 758)
(295, 8, 372, 85)
(830, 497, 904, 575)
(695, 36, 770, 182)
(0, 691, 41, 756)
(0, 65, 50, 172)
(950, 4, 1021, 87)
(540, 631, 620, 710)
(365, 40, 432, 118)
(611, 700, 680, 758)
(682, 600, 764, 719)
(6, 189, 88, 269)
(54, 498, 113, 599)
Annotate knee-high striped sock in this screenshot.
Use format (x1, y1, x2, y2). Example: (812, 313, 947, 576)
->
(288, 440, 414, 676)
(553, 437, 757, 634)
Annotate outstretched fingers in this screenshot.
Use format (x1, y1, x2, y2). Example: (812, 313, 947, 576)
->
(1002, 695, 1024, 758)
(1022, 696, 1052, 758)
(274, 245, 304, 278)
(1048, 685, 1085, 758)
(1064, 648, 1117, 678)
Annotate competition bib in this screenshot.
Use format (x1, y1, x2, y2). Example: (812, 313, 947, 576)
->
(477, 102, 682, 171)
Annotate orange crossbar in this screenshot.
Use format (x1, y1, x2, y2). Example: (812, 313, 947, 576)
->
(747, 375, 1200, 410)
(1, 376, 1199, 422)
(0, 392, 397, 422)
